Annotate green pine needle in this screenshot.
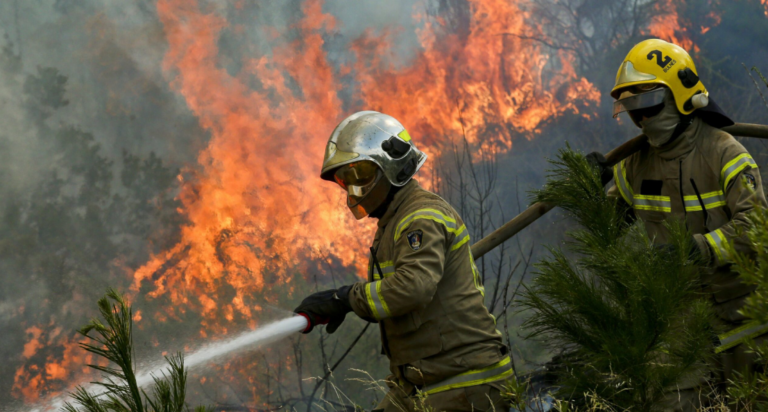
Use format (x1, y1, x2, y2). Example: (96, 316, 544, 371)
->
(62, 288, 210, 412)
(520, 147, 714, 411)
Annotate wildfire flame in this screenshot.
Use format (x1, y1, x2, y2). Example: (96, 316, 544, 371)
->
(13, 0, 608, 404)
(646, 0, 724, 53)
(13, 328, 102, 403)
(132, 0, 600, 329)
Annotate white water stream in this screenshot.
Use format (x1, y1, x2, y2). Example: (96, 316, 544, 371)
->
(25, 316, 308, 412)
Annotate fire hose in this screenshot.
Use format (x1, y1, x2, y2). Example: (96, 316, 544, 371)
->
(469, 122, 768, 260)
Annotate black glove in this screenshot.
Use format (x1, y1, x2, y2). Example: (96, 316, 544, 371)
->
(654, 236, 703, 263)
(585, 151, 614, 186)
(294, 285, 353, 334)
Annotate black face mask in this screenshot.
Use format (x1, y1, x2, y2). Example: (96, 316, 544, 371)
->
(628, 102, 665, 125)
(368, 185, 403, 219)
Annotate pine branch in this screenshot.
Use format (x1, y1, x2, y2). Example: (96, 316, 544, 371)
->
(520, 147, 714, 410)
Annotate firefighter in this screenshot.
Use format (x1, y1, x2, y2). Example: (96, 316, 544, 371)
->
(294, 111, 512, 412)
(589, 39, 768, 410)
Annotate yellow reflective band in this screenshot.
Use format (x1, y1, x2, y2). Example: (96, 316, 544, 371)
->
(365, 282, 378, 318)
(634, 194, 672, 212)
(398, 129, 412, 142)
(451, 225, 470, 251)
(376, 281, 391, 317)
(721, 153, 758, 191)
(683, 190, 726, 211)
(613, 160, 634, 206)
(369, 261, 395, 280)
(366, 281, 391, 320)
(469, 250, 485, 297)
(634, 206, 672, 212)
(716, 321, 768, 353)
(704, 228, 727, 265)
(423, 356, 515, 395)
(395, 208, 459, 241)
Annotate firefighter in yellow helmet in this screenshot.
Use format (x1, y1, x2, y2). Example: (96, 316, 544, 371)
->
(589, 39, 768, 410)
(294, 111, 512, 412)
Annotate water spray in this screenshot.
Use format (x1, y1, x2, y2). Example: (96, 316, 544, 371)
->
(28, 316, 311, 412)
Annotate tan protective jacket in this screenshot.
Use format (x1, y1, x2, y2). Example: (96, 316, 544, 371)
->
(348, 180, 512, 394)
(608, 117, 767, 349)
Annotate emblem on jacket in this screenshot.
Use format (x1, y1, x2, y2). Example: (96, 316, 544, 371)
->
(743, 173, 757, 190)
(407, 230, 423, 250)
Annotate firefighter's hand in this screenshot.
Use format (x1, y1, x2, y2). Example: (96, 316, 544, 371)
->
(654, 236, 703, 263)
(294, 285, 353, 334)
(585, 151, 613, 186)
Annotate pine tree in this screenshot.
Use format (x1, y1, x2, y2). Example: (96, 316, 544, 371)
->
(519, 147, 714, 411)
(63, 289, 210, 412)
(722, 200, 768, 411)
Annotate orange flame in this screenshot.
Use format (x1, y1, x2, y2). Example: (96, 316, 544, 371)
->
(13, 331, 100, 402)
(131, 0, 599, 331)
(647, 1, 697, 52)
(352, 0, 599, 152)
(14, 0, 601, 404)
(131, 0, 368, 334)
(646, 0, 723, 53)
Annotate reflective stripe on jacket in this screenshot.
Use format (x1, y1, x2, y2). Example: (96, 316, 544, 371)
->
(608, 117, 768, 349)
(348, 180, 506, 388)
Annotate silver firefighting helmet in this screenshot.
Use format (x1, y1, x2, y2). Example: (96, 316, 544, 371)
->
(321, 111, 427, 219)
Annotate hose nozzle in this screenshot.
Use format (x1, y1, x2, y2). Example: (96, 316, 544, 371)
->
(296, 312, 329, 334)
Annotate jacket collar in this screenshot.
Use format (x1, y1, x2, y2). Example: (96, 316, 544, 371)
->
(652, 116, 703, 160)
(377, 179, 420, 228)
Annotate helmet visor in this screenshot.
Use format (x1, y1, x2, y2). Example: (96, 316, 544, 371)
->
(613, 87, 666, 118)
(333, 161, 380, 204)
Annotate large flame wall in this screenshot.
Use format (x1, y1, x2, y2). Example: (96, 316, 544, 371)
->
(133, 0, 599, 331)
(14, 0, 733, 405)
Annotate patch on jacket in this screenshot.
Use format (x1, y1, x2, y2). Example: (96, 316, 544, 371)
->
(406, 230, 423, 250)
(743, 173, 757, 190)
(641, 179, 663, 196)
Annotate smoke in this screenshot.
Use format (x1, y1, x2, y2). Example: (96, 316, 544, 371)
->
(1, 0, 768, 409)
(0, 1, 450, 407)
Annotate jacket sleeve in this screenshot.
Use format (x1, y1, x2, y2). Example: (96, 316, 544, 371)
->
(607, 183, 625, 204)
(348, 209, 452, 320)
(693, 149, 767, 267)
(609, 158, 633, 207)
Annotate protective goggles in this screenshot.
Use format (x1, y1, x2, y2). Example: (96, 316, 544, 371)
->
(612, 87, 666, 119)
(333, 161, 381, 204)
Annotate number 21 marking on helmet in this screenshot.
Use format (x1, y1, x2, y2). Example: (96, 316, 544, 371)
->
(647, 50, 672, 68)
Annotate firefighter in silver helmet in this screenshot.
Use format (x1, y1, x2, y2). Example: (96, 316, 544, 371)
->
(295, 111, 512, 412)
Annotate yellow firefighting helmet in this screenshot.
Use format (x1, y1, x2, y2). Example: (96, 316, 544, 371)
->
(612, 39, 709, 116)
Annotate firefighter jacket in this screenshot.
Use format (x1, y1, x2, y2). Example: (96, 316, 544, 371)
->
(608, 117, 768, 350)
(347, 179, 512, 394)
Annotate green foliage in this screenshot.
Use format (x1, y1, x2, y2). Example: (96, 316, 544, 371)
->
(62, 289, 211, 412)
(725, 339, 768, 411)
(500, 377, 530, 411)
(721, 200, 768, 411)
(729, 197, 768, 325)
(520, 147, 714, 411)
